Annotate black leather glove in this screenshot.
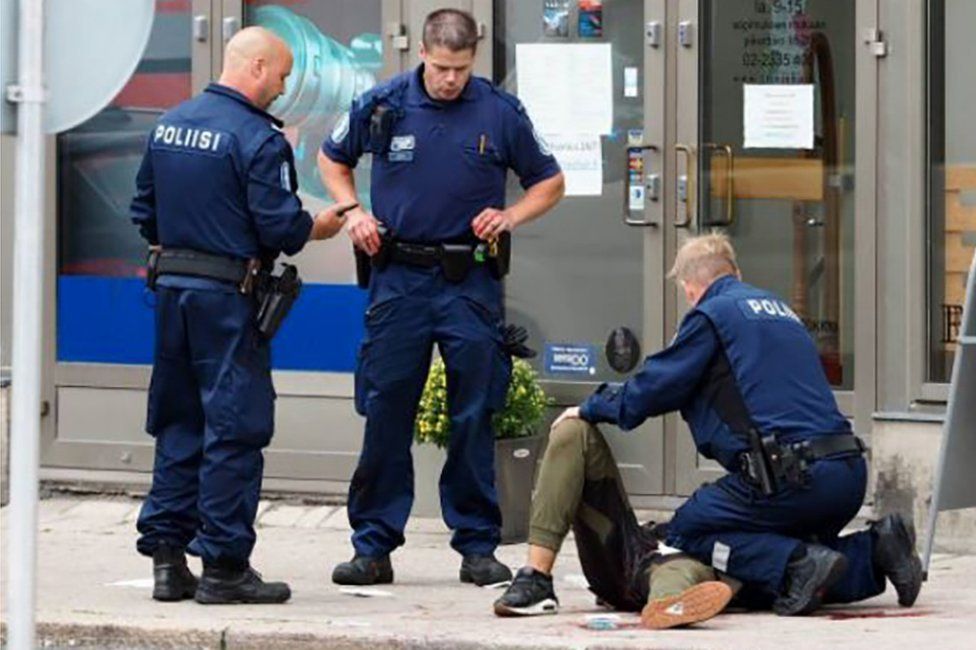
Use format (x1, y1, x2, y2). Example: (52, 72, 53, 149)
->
(501, 324, 537, 359)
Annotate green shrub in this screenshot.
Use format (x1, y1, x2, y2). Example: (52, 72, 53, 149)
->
(415, 357, 552, 448)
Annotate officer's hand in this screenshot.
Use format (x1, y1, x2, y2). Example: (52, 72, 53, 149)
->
(346, 207, 382, 256)
(310, 202, 357, 241)
(551, 407, 581, 431)
(471, 207, 515, 241)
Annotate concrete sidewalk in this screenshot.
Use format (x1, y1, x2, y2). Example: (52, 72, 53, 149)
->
(2, 496, 974, 649)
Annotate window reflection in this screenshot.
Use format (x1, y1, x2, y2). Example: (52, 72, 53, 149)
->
(58, 1, 191, 277)
(928, 0, 976, 383)
(246, 1, 383, 283)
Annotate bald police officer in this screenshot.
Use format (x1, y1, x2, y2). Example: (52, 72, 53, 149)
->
(319, 8, 564, 586)
(531, 234, 922, 616)
(131, 27, 353, 604)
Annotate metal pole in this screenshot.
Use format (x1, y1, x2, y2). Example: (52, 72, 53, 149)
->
(7, 0, 46, 646)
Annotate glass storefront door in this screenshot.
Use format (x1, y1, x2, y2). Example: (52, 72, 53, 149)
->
(497, 0, 668, 495)
(671, 0, 857, 493)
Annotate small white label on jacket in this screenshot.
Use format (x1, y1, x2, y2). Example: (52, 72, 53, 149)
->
(712, 541, 731, 573)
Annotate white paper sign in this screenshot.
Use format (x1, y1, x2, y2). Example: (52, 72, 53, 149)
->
(624, 67, 639, 98)
(743, 84, 814, 149)
(516, 43, 613, 135)
(545, 134, 603, 196)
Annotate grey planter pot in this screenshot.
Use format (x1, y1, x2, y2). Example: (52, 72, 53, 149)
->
(495, 435, 543, 544)
(410, 435, 543, 544)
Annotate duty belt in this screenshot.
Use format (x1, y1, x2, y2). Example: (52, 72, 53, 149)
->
(355, 231, 511, 287)
(740, 431, 867, 496)
(388, 241, 448, 268)
(147, 248, 260, 294)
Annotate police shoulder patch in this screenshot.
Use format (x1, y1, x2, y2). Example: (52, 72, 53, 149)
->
(331, 112, 351, 144)
(532, 127, 553, 157)
(280, 161, 292, 191)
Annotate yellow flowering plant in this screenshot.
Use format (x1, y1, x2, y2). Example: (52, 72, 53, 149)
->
(415, 357, 552, 448)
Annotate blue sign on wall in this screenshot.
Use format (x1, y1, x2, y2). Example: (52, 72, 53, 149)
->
(57, 275, 366, 372)
(544, 343, 597, 376)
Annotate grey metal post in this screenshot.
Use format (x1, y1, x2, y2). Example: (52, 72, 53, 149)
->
(923, 251, 976, 575)
(6, 0, 46, 646)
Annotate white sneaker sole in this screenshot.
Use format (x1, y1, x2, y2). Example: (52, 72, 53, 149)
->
(494, 597, 560, 617)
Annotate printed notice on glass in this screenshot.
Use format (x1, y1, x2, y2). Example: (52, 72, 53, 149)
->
(515, 43, 613, 135)
(546, 134, 602, 196)
(743, 84, 814, 150)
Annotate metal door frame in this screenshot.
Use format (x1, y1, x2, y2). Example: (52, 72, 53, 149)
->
(665, 0, 880, 495)
(518, 0, 669, 499)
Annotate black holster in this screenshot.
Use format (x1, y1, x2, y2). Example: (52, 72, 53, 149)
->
(354, 247, 372, 289)
(255, 264, 302, 340)
(741, 429, 809, 496)
(354, 226, 393, 289)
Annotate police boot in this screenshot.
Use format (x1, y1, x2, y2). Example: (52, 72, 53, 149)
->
(460, 553, 513, 587)
(332, 555, 394, 586)
(772, 544, 847, 616)
(152, 545, 198, 602)
(871, 513, 923, 607)
(194, 563, 291, 604)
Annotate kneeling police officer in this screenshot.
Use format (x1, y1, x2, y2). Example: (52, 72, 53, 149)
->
(318, 9, 565, 586)
(500, 233, 923, 617)
(131, 27, 353, 604)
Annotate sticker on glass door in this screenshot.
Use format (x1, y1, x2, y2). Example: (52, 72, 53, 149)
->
(544, 343, 597, 376)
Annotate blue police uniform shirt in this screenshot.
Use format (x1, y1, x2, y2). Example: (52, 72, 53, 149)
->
(579, 274, 851, 471)
(131, 83, 313, 277)
(321, 65, 560, 243)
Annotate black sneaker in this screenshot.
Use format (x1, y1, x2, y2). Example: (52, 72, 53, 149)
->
(772, 544, 847, 616)
(151, 545, 198, 602)
(871, 513, 923, 607)
(194, 565, 291, 604)
(460, 553, 513, 586)
(332, 555, 394, 586)
(493, 567, 559, 616)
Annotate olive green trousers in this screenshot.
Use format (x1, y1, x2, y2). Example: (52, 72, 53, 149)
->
(529, 418, 717, 610)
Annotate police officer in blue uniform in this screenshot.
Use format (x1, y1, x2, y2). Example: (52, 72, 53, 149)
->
(318, 9, 564, 586)
(542, 233, 923, 615)
(131, 27, 353, 604)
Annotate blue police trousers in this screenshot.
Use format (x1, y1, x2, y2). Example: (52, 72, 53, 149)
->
(350, 264, 511, 558)
(667, 454, 885, 604)
(136, 285, 274, 568)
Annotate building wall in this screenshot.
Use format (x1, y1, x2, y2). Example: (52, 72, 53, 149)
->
(871, 418, 975, 556)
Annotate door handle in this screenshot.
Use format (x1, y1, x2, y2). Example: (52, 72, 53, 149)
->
(222, 16, 239, 42)
(624, 144, 659, 227)
(703, 143, 735, 227)
(193, 15, 209, 43)
(674, 143, 694, 228)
